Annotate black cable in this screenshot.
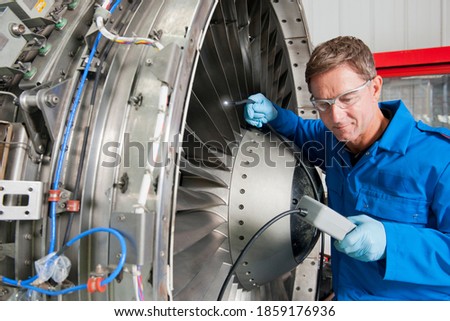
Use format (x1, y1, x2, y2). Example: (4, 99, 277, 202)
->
(61, 0, 144, 246)
(266, 124, 327, 300)
(315, 232, 325, 301)
(61, 40, 115, 246)
(217, 208, 301, 301)
(295, 145, 327, 301)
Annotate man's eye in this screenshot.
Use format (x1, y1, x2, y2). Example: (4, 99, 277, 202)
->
(317, 102, 330, 108)
(339, 95, 357, 104)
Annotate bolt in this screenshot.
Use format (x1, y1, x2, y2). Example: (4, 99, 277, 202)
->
(118, 215, 126, 221)
(10, 23, 26, 37)
(17, 61, 28, 71)
(95, 264, 103, 274)
(33, 37, 44, 47)
(129, 96, 140, 105)
(24, 234, 32, 240)
(145, 58, 153, 66)
(24, 260, 31, 266)
(0, 287, 9, 296)
(45, 94, 60, 107)
(114, 173, 129, 193)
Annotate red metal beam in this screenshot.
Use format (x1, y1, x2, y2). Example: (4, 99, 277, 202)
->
(373, 46, 450, 78)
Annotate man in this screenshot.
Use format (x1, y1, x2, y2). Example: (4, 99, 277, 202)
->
(244, 36, 450, 300)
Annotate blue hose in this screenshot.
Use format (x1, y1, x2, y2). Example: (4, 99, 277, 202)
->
(4, 0, 125, 292)
(49, 0, 122, 254)
(48, 31, 103, 254)
(2, 227, 127, 296)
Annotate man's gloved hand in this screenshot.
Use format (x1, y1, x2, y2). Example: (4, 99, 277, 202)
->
(244, 93, 278, 128)
(334, 215, 386, 262)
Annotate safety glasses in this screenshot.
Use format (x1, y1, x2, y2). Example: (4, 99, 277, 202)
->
(310, 79, 372, 112)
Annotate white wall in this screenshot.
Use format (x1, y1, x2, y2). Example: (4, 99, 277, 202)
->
(301, 0, 450, 53)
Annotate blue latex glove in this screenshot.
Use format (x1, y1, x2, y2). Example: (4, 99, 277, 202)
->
(334, 215, 386, 262)
(244, 93, 278, 128)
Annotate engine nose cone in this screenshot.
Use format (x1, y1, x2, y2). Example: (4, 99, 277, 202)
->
(229, 128, 321, 290)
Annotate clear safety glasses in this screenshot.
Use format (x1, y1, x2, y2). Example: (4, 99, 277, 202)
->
(310, 79, 372, 112)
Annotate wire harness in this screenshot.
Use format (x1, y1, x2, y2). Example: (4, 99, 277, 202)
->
(94, 1, 164, 49)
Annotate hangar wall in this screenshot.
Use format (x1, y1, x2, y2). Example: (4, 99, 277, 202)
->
(302, 0, 450, 52)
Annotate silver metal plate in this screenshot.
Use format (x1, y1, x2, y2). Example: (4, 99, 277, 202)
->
(0, 179, 43, 220)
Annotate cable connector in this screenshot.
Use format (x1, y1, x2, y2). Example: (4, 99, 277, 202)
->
(87, 277, 107, 293)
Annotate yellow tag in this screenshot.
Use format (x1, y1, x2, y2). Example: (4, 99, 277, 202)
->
(34, 0, 47, 13)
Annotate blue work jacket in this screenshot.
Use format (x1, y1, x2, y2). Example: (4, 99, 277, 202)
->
(269, 99, 450, 300)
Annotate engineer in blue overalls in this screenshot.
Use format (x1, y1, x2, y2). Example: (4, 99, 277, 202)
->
(244, 36, 450, 300)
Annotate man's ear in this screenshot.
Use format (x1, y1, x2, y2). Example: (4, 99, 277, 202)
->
(371, 75, 383, 102)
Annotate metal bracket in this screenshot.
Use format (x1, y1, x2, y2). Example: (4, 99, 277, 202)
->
(147, 42, 182, 89)
(109, 211, 154, 266)
(55, 188, 73, 214)
(19, 79, 71, 151)
(0, 243, 14, 260)
(77, 55, 106, 74)
(0, 180, 44, 220)
(297, 106, 318, 120)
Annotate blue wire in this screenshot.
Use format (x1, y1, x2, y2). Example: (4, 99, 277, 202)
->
(48, 32, 102, 253)
(48, 0, 122, 254)
(19, 0, 123, 287)
(0, 0, 126, 294)
(65, 227, 127, 286)
(48, 33, 102, 252)
(110, 0, 122, 12)
(2, 227, 127, 296)
(15, 32, 104, 288)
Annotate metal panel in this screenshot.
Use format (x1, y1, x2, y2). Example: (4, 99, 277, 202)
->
(339, 0, 372, 44)
(0, 0, 55, 19)
(0, 180, 44, 220)
(301, 0, 340, 47)
(0, 6, 28, 68)
(406, 0, 442, 49)
(444, 0, 450, 46)
(302, 0, 450, 52)
(372, 0, 407, 52)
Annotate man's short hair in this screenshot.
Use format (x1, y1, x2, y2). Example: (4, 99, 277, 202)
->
(305, 36, 377, 92)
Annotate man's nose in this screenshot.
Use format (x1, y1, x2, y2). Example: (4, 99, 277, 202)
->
(329, 102, 345, 122)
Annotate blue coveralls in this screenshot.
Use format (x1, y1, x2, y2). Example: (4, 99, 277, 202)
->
(269, 99, 450, 300)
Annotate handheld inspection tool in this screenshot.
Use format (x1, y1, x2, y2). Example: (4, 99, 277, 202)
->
(297, 195, 356, 241)
(223, 99, 255, 106)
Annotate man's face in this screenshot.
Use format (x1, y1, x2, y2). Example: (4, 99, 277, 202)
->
(309, 65, 382, 147)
